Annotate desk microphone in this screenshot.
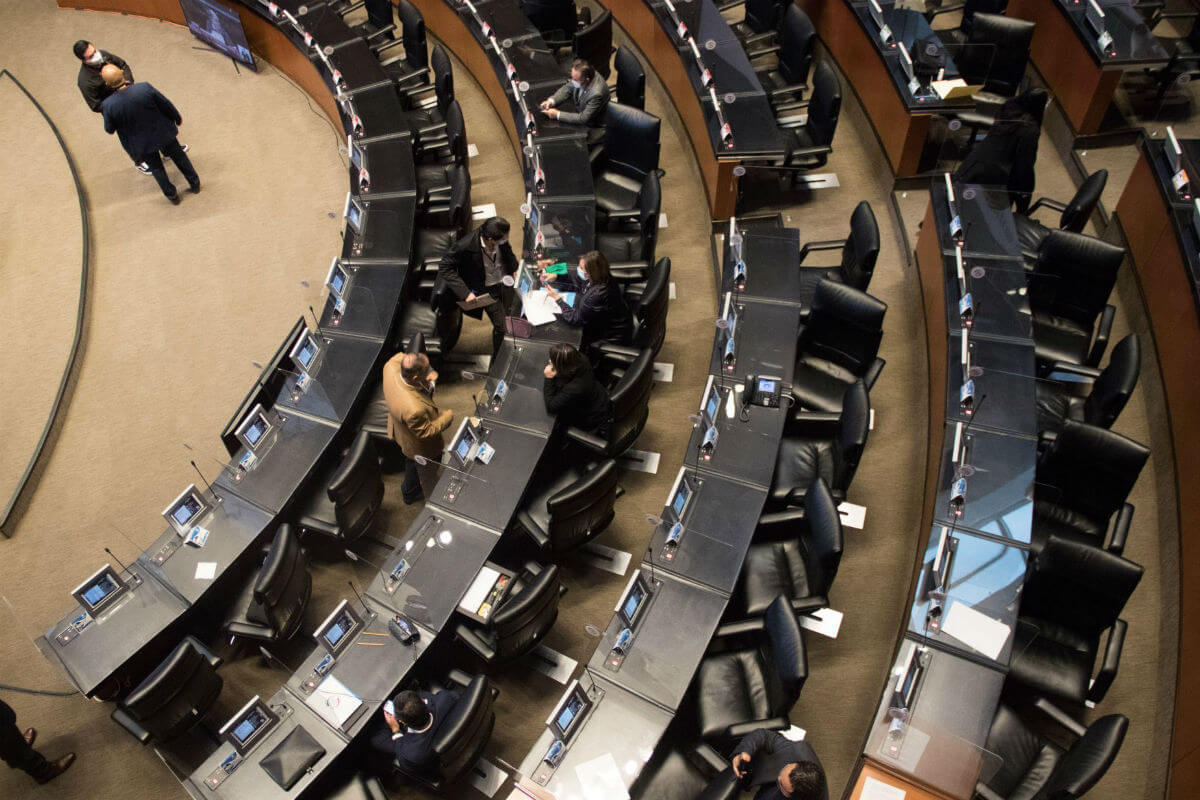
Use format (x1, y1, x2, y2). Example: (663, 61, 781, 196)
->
(687, 413, 704, 473)
(309, 304, 325, 334)
(460, 371, 486, 414)
(347, 580, 374, 615)
(645, 543, 657, 586)
(412, 454, 490, 484)
(104, 547, 135, 581)
(189, 460, 224, 503)
(500, 273, 522, 364)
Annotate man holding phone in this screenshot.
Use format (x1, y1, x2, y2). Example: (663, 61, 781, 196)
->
(730, 728, 827, 800)
(368, 688, 462, 778)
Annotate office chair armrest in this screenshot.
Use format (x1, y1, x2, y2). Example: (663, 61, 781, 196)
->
(373, 38, 403, 58)
(756, 507, 809, 539)
(768, 83, 806, 101)
(743, 30, 779, 48)
(725, 718, 789, 741)
(111, 707, 153, 743)
(1044, 361, 1102, 390)
(791, 595, 828, 616)
(798, 239, 846, 264)
(714, 617, 765, 639)
(609, 262, 652, 283)
(1106, 503, 1135, 556)
(691, 741, 730, 774)
(1087, 305, 1117, 367)
(592, 343, 641, 366)
(515, 510, 551, 551)
(1031, 696, 1089, 739)
(718, 0, 746, 10)
(185, 635, 223, 670)
(952, 109, 997, 131)
(926, 2, 966, 18)
(746, 42, 782, 60)
(339, 0, 367, 12)
(786, 144, 834, 161)
(1025, 196, 1068, 218)
(600, 208, 642, 225)
(453, 622, 498, 663)
(364, 24, 396, 43)
(1087, 619, 1127, 704)
(565, 427, 608, 453)
(394, 68, 431, 90)
(974, 782, 1006, 800)
(784, 410, 842, 437)
(443, 668, 474, 690)
(865, 358, 886, 391)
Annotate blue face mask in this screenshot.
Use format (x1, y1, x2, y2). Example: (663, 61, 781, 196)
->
(576, 266, 588, 282)
(570, 79, 582, 89)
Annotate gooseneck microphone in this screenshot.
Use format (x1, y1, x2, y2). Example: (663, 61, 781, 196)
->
(347, 580, 374, 615)
(412, 454, 490, 483)
(104, 547, 134, 578)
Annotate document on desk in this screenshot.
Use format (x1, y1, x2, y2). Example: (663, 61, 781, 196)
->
(305, 674, 362, 729)
(574, 753, 628, 800)
(460, 566, 506, 620)
(861, 776, 907, 800)
(521, 289, 561, 326)
(932, 79, 981, 100)
(194, 562, 217, 580)
(942, 601, 1011, 660)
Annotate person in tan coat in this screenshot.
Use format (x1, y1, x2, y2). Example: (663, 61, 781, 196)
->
(383, 352, 454, 503)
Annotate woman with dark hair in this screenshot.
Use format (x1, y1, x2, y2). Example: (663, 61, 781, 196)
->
(954, 88, 1048, 214)
(542, 344, 613, 432)
(540, 251, 633, 347)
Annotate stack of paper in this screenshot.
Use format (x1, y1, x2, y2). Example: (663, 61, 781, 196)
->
(942, 601, 1012, 660)
(521, 289, 561, 326)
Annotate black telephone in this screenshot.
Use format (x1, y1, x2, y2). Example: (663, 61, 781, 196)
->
(743, 374, 783, 408)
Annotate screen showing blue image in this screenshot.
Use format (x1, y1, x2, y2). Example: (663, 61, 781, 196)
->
(82, 575, 118, 608)
(622, 581, 645, 624)
(347, 201, 362, 231)
(172, 495, 201, 526)
(331, 266, 347, 295)
(455, 428, 475, 463)
(705, 388, 720, 421)
(672, 481, 691, 518)
(179, 0, 256, 69)
(296, 339, 317, 369)
(244, 416, 268, 447)
(231, 708, 268, 744)
(556, 695, 583, 733)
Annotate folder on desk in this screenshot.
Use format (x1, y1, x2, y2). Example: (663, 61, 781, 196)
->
(932, 79, 983, 100)
(304, 674, 363, 729)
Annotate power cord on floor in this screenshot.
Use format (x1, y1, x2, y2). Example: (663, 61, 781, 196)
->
(265, 61, 349, 169)
(0, 684, 80, 698)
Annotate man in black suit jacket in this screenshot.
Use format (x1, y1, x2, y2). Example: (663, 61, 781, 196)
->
(369, 688, 462, 777)
(436, 217, 518, 355)
(99, 65, 200, 204)
(731, 728, 828, 800)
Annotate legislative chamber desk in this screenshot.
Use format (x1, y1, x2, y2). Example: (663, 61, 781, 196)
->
(1113, 134, 1200, 800)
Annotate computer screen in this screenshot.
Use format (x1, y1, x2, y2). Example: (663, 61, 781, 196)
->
(672, 480, 692, 520)
(236, 404, 272, 452)
(548, 683, 590, 742)
(867, 0, 884, 28)
(221, 696, 280, 755)
(898, 42, 914, 81)
(83, 574, 118, 607)
(326, 258, 350, 298)
(704, 384, 720, 423)
(454, 424, 476, 464)
(314, 599, 362, 655)
(71, 564, 128, 614)
(618, 574, 650, 628)
(179, 0, 256, 69)
(290, 331, 320, 372)
(757, 378, 778, 395)
(346, 197, 363, 233)
(349, 138, 364, 170)
(172, 495, 202, 526)
(244, 416, 268, 447)
(518, 263, 536, 295)
(1085, 0, 1105, 34)
(164, 485, 210, 534)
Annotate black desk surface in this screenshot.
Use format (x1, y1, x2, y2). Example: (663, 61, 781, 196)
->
(341, 83, 408, 141)
(296, 4, 363, 50)
(217, 411, 341, 515)
(518, 670, 674, 797)
(478, 338, 558, 436)
(686, 383, 788, 489)
(939, 249, 1032, 341)
(932, 422, 1036, 548)
(286, 608, 432, 739)
(138, 490, 274, 604)
(719, 225, 803, 306)
(708, 299, 800, 389)
(1051, 0, 1170, 68)
(650, 466, 768, 594)
(43, 563, 188, 697)
(340, 195, 416, 263)
(364, 506, 502, 629)
(275, 331, 385, 423)
(526, 196, 596, 263)
(946, 332, 1037, 437)
(426, 419, 550, 531)
(863, 638, 1006, 799)
(354, 133, 417, 199)
(532, 137, 594, 198)
(325, 40, 392, 94)
(587, 567, 728, 709)
(187, 686, 347, 799)
(930, 180, 1022, 259)
(320, 259, 408, 341)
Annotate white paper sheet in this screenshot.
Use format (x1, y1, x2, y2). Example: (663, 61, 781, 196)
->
(942, 600, 1012, 660)
(194, 562, 217, 580)
(573, 753, 628, 800)
(520, 289, 561, 326)
(460, 566, 501, 616)
(861, 776, 907, 800)
(932, 78, 969, 99)
(305, 674, 362, 728)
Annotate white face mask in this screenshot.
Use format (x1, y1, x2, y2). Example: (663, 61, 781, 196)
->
(570, 79, 582, 89)
(87, 52, 104, 66)
(576, 265, 588, 282)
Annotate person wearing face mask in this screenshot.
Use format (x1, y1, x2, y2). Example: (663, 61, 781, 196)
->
(543, 343, 613, 433)
(436, 217, 518, 356)
(540, 250, 632, 349)
(383, 351, 454, 504)
(539, 58, 610, 145)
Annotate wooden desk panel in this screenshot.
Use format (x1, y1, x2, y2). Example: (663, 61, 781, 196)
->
(1115, 149, 1200, 800)
(848, 761, 960, 800)
(1007, 0, 1120, 135)
(57, 0, 342, 126)
(916, 202, 947, 532)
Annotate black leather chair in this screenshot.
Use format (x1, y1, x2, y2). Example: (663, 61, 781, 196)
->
(419, 162, 471, 224)
(626, 256, 670, 356)
(566, 346, 654, 458)
(222, 524, 312, 644)
(1015, 170, 1108, 263)
(976, 700, 1128, 800)
(340, 0, 397, 43)
(612, 46, 646, 109)
(596, 169, 660, 265)
(393, 671, 496, 791)
(1007, 534, 1143, 706)
(769, 381, 870, 510)
(522, 0, 578, 49)
(374, 0, 430, 90)
(790, 279, 887, 413)
(1035, 333, 1140, 440)
(775, 59, 841, 174)
(694, 596, 807, 742)
(1032, 420, 1148, 555)
(926, 0, 1009, 46)
(630, 740, 741, 800)
(111, 636, 222, 744)
(957, 13, 1035, 100)
(1028, 230, 1124, 370)
(403, 45, 454, 136)
(574, 8, 613, 78)
(327, 773, 390, 800)
(453, 561, 566, 666)
(293, 431, 385, 542)
(726, 0, 788, 48)
(729, 477, 843, 620)
(749, 5, 816, 107)
(412, 160, 471, 272)
(594, 103, 661, 213)
(512, 459, 620, 555)
(796, 201, 880, 309)
(414, 100, 467, 182)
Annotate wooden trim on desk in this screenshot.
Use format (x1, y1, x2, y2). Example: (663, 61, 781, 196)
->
(1115, 148, 1200, 800)
(916, 202, 947, 534)
(849, 761, 960, 800)
(1006, 0, 1120, 135)
(598, 0, 737, 219)
(798, 0, 931, 177)
(57, 0, 342, 126)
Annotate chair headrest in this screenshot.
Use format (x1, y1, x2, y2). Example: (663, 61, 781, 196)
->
(764, 596, 808, 689)
(1025, 534, 1143, 632)
(812, 279, 887, 327)
(1061, 169, 1108, 232)
(1043, 714, 1129, 798)
(493, 564, 561, 628)
(255, 524, 303, 606)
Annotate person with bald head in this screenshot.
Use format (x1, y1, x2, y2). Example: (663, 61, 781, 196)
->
(99, 63, 199, 203)
(382, 350, 454, 503)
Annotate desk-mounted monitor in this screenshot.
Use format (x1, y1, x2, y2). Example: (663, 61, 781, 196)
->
(615, 572, 651, 630)
(163, 483, 211, 535)
(220, 696, 280, 756)
(235, 403, 274, 454)
(700, 375, 720, 427)
(313, 598, 364, 656)
(664, 468, 695, 527)
(343, 192, 365, 237)
(180, 0, 257, 70)
(348, 135, 365, 172)
(325, 257, 351, 312)
(546, 680, 592, 744)
(71, 564, 129, 616)
(289, 327, 322, 376)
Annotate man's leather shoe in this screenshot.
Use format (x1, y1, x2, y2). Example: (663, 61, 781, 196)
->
(188, 179, 201, 194)
(167, 193, 181, 205)
(36, 753, 75, 784)
(23, 728, 35, 747)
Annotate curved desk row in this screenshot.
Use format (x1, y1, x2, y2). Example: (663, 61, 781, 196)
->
(1113, 135, 1200, 800)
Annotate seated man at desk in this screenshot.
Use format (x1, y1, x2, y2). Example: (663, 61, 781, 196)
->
(383, 351, 455, 504)
(540, 251, 632, 349)
(543, 343, 613, 432)
(436, 217, 518, 356)
(731, 728, 828, 800)
(538, 58, 610, 145)
(369, 688, 462, 777)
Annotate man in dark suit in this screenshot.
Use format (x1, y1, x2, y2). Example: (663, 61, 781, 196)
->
(731, 728, 828, 800)
(436, 217, 518, 356)
(99, 64, 200, 204)
(539, 59, 610, 145)
(0, 699, 75, 785)
(369, 688, 461, 777)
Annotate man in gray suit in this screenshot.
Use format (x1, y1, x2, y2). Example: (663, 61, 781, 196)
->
(730, 728, 828, 800)
(539, 58, 609, 144)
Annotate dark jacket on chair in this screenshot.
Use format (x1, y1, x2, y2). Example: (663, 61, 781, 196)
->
(543, 359, 613, 432)
(734, 729, 828, 800)
(100, 82, 183, 162)
(386, 690, 462, 775)
(554, 274, 632, 347)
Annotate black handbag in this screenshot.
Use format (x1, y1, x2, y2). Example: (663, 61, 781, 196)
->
(259, 726, 325, 790)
